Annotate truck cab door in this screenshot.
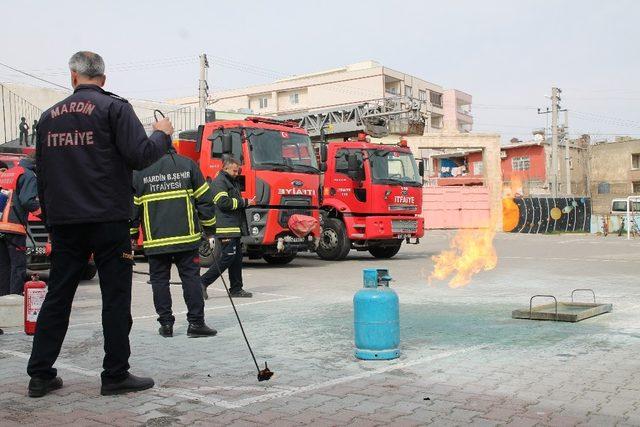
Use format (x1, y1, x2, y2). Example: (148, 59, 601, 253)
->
(328, 148, 370, 213)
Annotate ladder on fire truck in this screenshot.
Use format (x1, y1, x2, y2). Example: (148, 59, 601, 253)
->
(279, 96, 426, 140)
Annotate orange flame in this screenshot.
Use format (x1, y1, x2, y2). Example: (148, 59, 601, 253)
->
(428, 227, 497, 288)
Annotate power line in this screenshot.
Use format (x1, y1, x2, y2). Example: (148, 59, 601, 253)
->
(0, 61, 70, 91)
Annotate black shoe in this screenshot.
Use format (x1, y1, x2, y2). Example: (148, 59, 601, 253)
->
(100, 373, 154, 396)
(158, 324, 173, 337)
(28, 376, 63, 398)
(187, 322, 217, 337)
(202, 283, 209, 300)
(0, 328, 3, 335)
(229, 289, 252, 298)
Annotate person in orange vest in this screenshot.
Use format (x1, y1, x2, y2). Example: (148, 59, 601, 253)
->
(0, 153, 40, 296)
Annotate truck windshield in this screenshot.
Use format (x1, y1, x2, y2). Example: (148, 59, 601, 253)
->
(248, 130, 318, 173)
(367, 149, 421, 186)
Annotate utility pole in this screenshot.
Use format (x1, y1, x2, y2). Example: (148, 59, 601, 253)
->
(538, 87, 564, 197)
(564, 109, 571, 195)
(198, 54, 209, 123)
(551, 87, 560, 197)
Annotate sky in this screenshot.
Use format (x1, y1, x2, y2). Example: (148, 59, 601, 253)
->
(1, 0, 639, 142)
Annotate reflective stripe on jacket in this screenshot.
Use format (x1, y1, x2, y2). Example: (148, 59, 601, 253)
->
(0, 166, 26, 235)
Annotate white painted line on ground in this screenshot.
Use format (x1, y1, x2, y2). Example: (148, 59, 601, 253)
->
(501, 256, 639, 263)
(0, 349, 244, 408)
(2, 344, 490, 409)
(156, 387, 240, 409)
(67, 296, 302, 329)
(132, 278, 295, 299)
(0, 349, 100, 377)
(230, 344, 491, 407)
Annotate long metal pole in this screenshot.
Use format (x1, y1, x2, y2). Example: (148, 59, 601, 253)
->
(564, 109, 571, 195)
(551, 87, 559, 197)
(1, 84, 6, 144)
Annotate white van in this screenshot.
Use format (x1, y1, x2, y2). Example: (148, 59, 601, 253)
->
(611, 198, 640, 214)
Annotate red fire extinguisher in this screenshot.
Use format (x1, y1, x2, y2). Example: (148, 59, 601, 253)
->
(24, 274, 47, 335)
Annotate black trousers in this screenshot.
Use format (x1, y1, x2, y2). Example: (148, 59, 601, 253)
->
(148, 249, 204, 325)
(0, 233, 27, 296)
(19, 131, 28, 145)
(27, 221, 133, 384)
(200, 237, 243, 293)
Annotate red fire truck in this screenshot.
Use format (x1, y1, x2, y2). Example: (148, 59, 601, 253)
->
(315, 133, 424, 260)
(0, 150, 96, 280)
(173, 116, 321, 265)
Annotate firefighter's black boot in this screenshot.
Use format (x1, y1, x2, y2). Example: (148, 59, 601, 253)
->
(158, 324, 173, 337)
(229, 289, 252, 298)
(0, 328, 3, 335)
(100, 373, 154, 396)
(187, 322, 217, 337)
(28, 376, 63, 398)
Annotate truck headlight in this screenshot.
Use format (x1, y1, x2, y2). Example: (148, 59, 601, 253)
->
(252, 212, 261, 222)
(251, 226, 260, 236)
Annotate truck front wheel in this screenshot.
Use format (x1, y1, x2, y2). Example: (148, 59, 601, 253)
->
(368, 243, 402, 259)
(262, 254, 296, 265)
(198, 236, 221, 268)
(317, 218, 350, 260)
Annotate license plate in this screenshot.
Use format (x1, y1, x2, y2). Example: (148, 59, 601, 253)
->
(26, 246, 46, 256)
(396, 234, 412, 239)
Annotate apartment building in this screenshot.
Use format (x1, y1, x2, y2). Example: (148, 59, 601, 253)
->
(589, 137, 640, 214)
(171, 60, 473, 134)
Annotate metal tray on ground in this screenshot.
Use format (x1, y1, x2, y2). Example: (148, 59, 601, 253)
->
(512, 289, 613, 322)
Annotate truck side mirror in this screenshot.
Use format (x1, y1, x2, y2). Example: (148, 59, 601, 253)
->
(320, 144, 328, 163)
(195, 125, 204, 153)
(418, 159, 425, 177)
(221, 133, 233, 154)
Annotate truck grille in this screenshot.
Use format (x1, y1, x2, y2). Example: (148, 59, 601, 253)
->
(391, 219, 418, 233)
(27, 221, 49, 244)
(279, 196, 312, 227)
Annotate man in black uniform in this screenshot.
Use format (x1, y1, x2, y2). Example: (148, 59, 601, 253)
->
(27, 51, 173, 398)
(19, 118, 29, 146)
(201, 156, 254, 299)
(31, 119, 38, 145)
(131, 146, 217, 338)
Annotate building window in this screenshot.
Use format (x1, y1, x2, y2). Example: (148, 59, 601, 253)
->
(633, 181, 640, 194)
(632, 153, 640, 169)
(473, 161, 483, 176)
(289, 93, 299, 104)
(405, 85, 412, 98)
(512, 156, 530, 171)
(259, 97, 268, 109)
(597, 182, 610, 194)
(419, 90, 426, 101)
(430, 91, 443, 107)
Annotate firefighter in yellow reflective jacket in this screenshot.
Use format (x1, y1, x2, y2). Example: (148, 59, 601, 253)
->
(131, 146, 217, 338)
(201, 156, 254, 299)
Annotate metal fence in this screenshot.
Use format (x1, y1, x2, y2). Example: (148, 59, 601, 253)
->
(0, 83, 42, 144)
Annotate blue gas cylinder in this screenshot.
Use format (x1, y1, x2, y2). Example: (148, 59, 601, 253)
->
(353, 268, 400, 360)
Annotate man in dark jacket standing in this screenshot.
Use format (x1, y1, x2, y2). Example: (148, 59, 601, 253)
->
(131, 147, 217, 338)
(27, 51, 173, 398)
(0, 154, 40, 296)
(19, 117, 29, 145)
(201, 156, 254, 299)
